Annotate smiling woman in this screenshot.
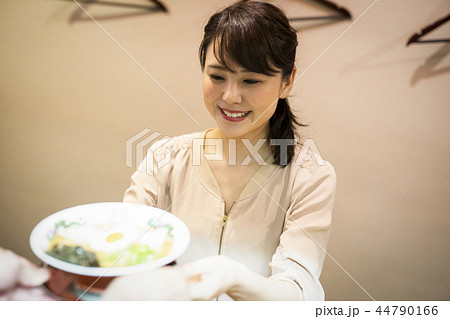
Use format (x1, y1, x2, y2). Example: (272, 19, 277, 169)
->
(121, 0, 337, 301)
(199, 0, 304, 165)
(202, 45, 296, 147)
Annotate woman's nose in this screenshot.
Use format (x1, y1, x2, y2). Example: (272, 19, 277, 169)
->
(222, 82, 242, 104)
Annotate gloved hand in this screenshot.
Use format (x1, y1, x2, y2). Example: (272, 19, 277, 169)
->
(101, 265, 191, 300)
(183, 255, 247, 301)
(0, 247, 56, 300)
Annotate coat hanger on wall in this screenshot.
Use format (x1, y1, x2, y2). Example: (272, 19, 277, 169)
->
(406, 13, 450, 46)
(288, 0, 352, 22)
(67, 0, 167, 12)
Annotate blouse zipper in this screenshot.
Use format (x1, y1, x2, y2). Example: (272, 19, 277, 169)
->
(216, 201, 233, 301)
(218, 201, 232, 255)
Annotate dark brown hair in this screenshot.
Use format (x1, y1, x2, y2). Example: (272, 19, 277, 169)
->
(199, 0, 305, 166)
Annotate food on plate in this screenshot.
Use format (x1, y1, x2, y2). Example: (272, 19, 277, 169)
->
(45, 219, 173, 267)
(47, 245, 99, 267)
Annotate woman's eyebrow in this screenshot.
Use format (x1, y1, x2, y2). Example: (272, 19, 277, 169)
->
(207, 64, 232, 72)
(207, 64, 257, 74)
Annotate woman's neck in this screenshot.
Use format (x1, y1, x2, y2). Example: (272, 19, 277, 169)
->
(205, 127, 272, 166)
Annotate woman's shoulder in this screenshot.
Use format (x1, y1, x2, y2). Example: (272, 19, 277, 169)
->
(150, 131, 203, 159)
(279, 144, 337, 205)
(288, 142, 337, 183)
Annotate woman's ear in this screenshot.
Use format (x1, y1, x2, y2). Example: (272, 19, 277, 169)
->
(279, 66, 297, 99)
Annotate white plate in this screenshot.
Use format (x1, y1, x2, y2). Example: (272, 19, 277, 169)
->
(30, 202, 190, 277)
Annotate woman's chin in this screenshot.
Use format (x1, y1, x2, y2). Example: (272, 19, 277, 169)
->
(215, 125, 260, 141)
(215, 126, 245, 140)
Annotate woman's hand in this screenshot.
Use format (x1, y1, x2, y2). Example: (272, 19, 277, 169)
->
(104, 255, 300, 301)
(101, 266, 191, 301)
(0, 247, 56, 300)
(183, 255, 247, 300)
(184, 255, 301, 301)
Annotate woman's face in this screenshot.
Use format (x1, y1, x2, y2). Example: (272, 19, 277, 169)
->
(202, 45, 295, 141)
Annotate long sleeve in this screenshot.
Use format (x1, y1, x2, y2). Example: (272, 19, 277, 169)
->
(269, 161, 337, 300)
(123, 138, 172, 207)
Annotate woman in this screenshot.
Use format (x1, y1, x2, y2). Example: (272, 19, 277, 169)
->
(123, 0, 336, 301)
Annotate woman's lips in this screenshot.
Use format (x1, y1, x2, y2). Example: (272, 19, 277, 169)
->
(219, 106, 250, 122)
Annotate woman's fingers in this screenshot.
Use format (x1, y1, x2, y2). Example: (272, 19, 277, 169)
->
(101, 266, 191, 301)
(0, 248, 56, 300)
(0, 249, 20, 292)
(183, 255, 223, 277)
(183, 256, 243, 300)
(17, 256, 51, 287)
(0, 248, 50, 289)
(187, 279, 216, 301)
(183, 258, 217, 300)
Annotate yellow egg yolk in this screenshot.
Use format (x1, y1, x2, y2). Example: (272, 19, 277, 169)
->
(106, 232, 124, 243)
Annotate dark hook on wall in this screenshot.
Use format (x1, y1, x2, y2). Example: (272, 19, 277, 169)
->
(406, 13, 450, 46)
(288, 0, 352, 22)
(69, 0, 167, 12)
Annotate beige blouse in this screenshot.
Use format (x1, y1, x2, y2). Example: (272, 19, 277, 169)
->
(123, 131, 337, 300)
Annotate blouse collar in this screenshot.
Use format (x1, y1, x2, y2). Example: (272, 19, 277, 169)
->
(192, 130, 278, 201)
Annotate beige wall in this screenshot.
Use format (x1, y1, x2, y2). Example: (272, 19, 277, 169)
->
(1, 0, 449, 300)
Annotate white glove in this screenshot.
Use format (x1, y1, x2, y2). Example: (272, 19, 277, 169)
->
(101, 265, 191, 301)
(0, 247, 55, 300)
(183, 255, 247, 301)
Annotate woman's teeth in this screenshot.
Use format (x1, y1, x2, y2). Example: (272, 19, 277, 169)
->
(222, 108, 249, 118)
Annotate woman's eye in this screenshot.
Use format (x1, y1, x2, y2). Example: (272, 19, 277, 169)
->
(210, 74, 225, 81)
(243, 79, 261, 85)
